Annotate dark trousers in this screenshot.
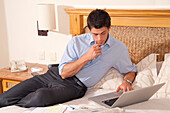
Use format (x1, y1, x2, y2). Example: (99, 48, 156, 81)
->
(0, 67, 87, 108)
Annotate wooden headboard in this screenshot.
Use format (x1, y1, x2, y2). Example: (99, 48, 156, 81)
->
(65, 8, 170, 64)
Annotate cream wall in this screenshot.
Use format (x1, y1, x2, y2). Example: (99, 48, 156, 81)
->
(1, 0, 170, 67)
(57, 0, 170, 8)
(0, 0, 9, 68)
(3, 0, 72, 65)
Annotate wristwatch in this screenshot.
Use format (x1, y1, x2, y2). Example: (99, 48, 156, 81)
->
(124, 79, 132, 85)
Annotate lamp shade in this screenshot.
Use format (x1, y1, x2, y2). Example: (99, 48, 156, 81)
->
(37, 4, 56, 30)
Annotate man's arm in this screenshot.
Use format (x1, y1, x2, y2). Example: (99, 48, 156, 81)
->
(116, 72, 136, 92)
(61, 43, 102, 79)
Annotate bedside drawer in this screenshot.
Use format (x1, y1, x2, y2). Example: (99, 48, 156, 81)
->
(2, 80, 20, 92)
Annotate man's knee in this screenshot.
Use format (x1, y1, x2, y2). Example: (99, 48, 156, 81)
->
(17, 88, 52, 107)
(34, 88, 51, 102)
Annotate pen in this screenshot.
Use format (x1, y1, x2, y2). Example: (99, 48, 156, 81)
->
(67, 105, 75, 110)
(59, 104, 75, 110)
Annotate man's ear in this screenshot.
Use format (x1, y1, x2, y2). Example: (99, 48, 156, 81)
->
(109, 26, 111, 30)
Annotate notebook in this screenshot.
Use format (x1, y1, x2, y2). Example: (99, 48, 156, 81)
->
(89, 83, 165, 108)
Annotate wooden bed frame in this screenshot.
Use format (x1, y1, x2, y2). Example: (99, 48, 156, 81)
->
(65, 8, 170, 37)
(65, 8, 170, 64)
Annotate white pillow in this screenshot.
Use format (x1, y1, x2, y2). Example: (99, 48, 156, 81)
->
(91, 67, 123, 90)
(132, 54, 158, 89)
(92, 54, 157, 90)
(154, 53, 170, 98)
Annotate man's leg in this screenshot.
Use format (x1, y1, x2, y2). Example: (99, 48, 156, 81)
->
(0, 67, 87, 108)
(16, 78, 87, 107)
(0, 75, 46, 107)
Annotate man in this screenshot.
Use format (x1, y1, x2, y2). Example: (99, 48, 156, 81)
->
(0, 9, 136, 108)
(59, 9, 136, 91)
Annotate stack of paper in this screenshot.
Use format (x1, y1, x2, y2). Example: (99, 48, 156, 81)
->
(23, 105, 67, 113)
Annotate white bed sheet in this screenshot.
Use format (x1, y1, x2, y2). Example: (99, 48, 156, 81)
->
(0, 88, 170, 113)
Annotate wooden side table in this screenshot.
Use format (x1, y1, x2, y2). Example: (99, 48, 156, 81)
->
(0, 63, 48, 94)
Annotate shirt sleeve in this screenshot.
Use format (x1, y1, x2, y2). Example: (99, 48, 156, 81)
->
(113, 45, 137, 75)
(58, 38, 78, 75)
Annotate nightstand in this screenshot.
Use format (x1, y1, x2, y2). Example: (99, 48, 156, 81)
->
(0, 63, 48, 94)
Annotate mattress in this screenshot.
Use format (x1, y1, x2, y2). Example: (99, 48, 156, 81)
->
(0, 88, 170, 113)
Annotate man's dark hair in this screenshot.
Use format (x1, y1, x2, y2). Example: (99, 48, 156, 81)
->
(87, 9, 111, 30)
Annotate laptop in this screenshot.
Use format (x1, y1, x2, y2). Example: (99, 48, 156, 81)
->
(88, 83, 165, 108)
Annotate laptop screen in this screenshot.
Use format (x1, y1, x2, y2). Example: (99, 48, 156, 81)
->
(102, 97, 119, 106)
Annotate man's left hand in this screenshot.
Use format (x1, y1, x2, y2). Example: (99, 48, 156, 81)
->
(116, 81, 133, 92)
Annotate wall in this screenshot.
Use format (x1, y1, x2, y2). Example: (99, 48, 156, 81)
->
(3, 0, 72, 65)
(1, 0, 170, 67)
(58, 0, 170, 8)
(0, 0, 9, 68)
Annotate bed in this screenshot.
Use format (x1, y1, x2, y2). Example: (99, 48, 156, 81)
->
(0, 8, 170, 113)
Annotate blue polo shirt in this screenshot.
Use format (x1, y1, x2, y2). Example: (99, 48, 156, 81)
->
(59, 33, 136, 88)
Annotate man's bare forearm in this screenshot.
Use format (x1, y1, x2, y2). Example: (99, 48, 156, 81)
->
(60, 54, 89, 79)
(123, 72, 136, 83)
(61, 43, 102, 79)
(116, 72, 136, 92)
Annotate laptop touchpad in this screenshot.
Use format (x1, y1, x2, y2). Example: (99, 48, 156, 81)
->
(102, 98, 119, 106)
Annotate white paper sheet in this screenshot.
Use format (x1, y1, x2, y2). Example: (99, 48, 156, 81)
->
(23, 105, 67, 113)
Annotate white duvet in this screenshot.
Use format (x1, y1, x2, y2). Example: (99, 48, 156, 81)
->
(0, 88, 170, 113)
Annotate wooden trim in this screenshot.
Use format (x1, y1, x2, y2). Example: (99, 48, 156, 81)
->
(110, 17, 170, 27)
(0, 79, 2, 94)
(65, 8, 170, 36)
(69, 14, 84, 37)
(65, 8, 170, 17)
(2, 80, 20, 92)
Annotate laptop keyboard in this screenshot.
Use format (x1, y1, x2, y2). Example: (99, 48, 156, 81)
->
(101, 91, 123, 98)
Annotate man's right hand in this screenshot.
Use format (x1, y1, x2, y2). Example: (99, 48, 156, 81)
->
(85, 44, 102, 61)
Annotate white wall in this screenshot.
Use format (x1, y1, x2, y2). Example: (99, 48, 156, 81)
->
(56, 0, 170, 8)
(0, 0, 9, 68)
(3, 0, 72, 65)
(1, 0, 170, 67)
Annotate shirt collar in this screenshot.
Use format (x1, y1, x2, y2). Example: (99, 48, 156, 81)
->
(89, 34, 95, 45)
(89, 33, 111, 47)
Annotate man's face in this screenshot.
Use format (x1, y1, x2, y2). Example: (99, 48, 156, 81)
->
(90, 26, 110, 45)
